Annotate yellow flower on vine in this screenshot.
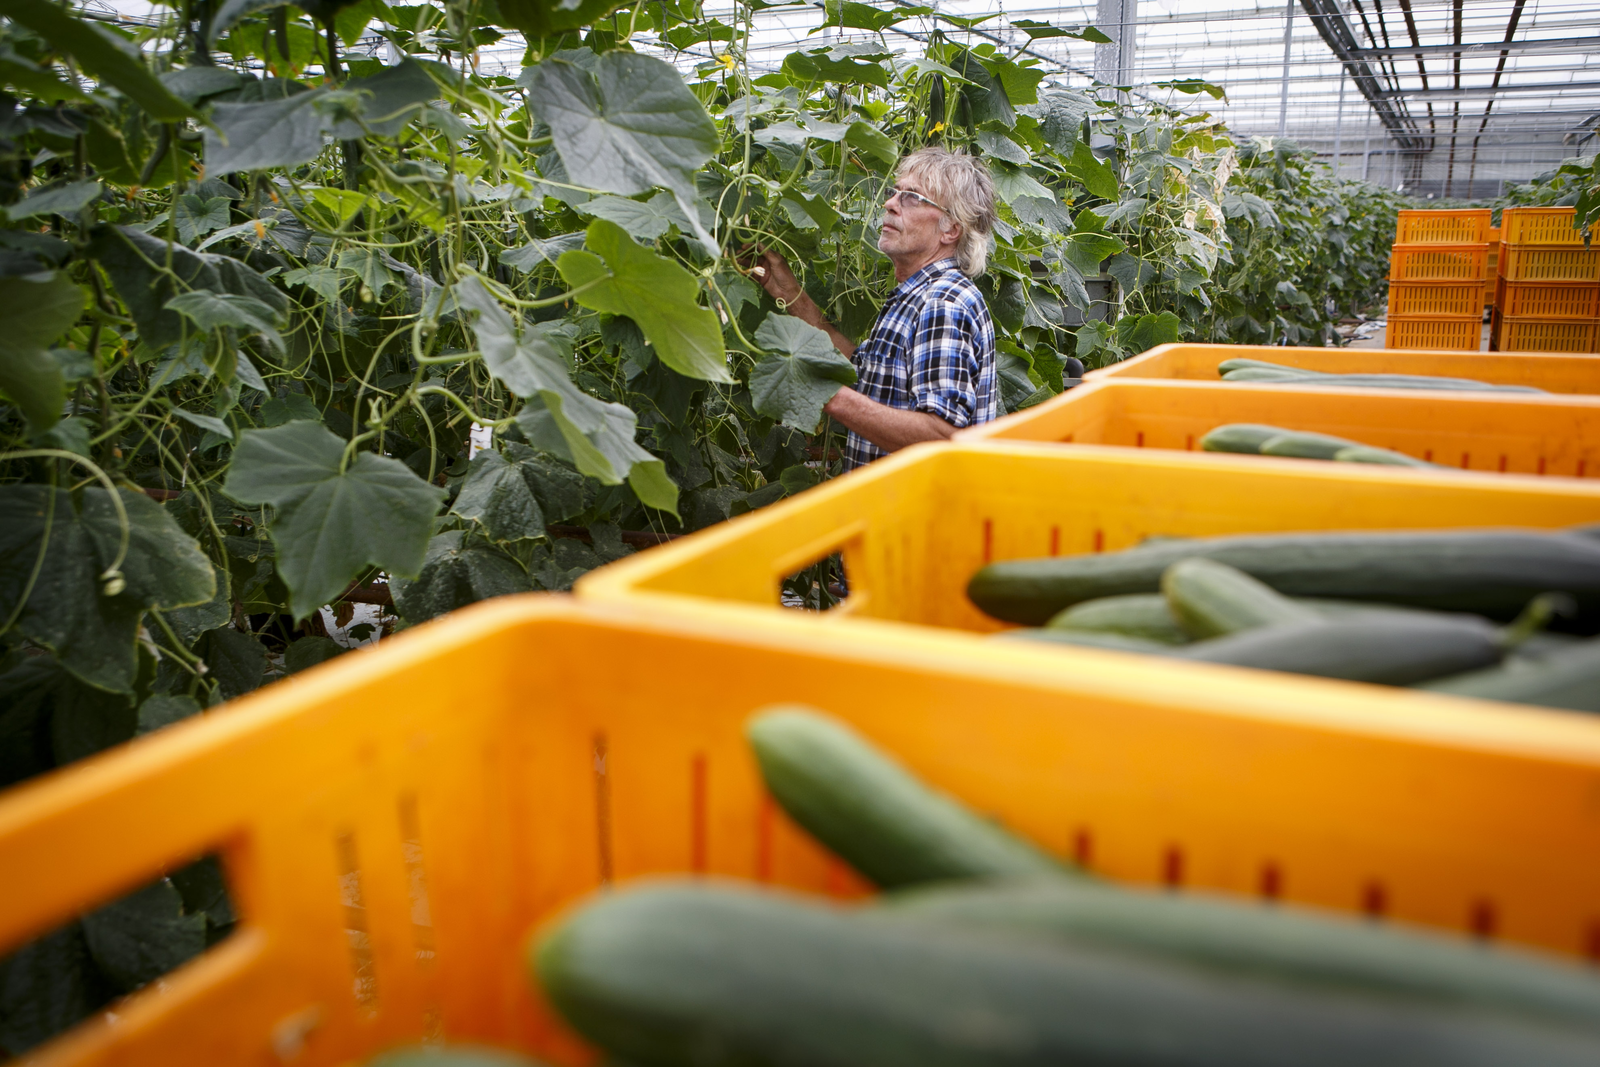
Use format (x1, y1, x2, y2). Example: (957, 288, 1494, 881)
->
(929, 121, 945, 134)
(718, 54, 736, 72)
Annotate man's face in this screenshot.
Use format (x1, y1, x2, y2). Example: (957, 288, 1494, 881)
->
(877, 177, 952, 261)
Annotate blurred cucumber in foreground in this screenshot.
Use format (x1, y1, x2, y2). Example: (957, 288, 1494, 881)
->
(883, 878, 1600, 1030)
(533, 882, 1600, 1067)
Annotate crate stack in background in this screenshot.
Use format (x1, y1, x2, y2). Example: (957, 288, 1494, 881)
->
(1492, 206, 1600, 353)
(1385, 208, 1490, 351)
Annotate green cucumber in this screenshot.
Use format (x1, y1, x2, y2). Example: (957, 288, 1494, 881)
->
(1169, 616, 1503, 685)
(995, 628, 1178, 653)
(882, 878, 1600, 1030)
(534, 880, 1600, 1067)
(1268, 374, 1544, 394)
(1260, 430, 1366, 460)
(1045, 593, 1189, 644)
(1334, 445, 1439, 468)
(1417, 638, 1600, 712)
(1161, 557, 1319, 638)
(1217, 357, 1327, 376)
(746, 707, 1064, 888)
(1220, 366, 1315, 381)
(1199, 423, 1291, 454)
(967, 528, 1600, 626)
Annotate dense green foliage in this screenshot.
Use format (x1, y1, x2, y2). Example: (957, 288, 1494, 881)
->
(0, 0, 1405, 1048)
(1497, 153, 1600, 236)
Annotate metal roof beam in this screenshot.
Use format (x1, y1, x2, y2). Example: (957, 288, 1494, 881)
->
(1298, 0, 1427, 149)
(1349, 35, 1600, 57)
(1375, 80, 1600, 100)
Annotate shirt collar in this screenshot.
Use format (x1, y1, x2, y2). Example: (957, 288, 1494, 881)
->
(889, 257, 959, 301)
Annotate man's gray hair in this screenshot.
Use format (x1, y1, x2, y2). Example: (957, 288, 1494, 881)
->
(897, 147, 998, 277)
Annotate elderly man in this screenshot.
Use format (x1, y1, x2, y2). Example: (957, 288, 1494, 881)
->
(747, 147, 999, 469)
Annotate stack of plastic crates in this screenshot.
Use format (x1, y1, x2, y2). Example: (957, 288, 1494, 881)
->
(1384, 209, 1490, 350)
(1493, 206, 1600, 353)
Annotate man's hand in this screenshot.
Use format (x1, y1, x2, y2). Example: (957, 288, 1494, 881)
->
(740, 246, 803, 305)
(738, 245, 858, 359)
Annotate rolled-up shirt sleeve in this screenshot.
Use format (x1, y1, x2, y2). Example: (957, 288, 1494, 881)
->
(908, 298, 982, 428)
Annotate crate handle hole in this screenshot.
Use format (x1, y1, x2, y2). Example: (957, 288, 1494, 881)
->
(334, 830, 380, 1012)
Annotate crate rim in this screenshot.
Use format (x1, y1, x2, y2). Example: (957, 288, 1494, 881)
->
(1084, 342, 1600, 381)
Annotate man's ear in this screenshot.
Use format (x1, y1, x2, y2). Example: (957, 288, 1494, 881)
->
(938, 222, 961, 248)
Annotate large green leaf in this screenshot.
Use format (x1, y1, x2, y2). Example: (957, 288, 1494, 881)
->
(750, 314, 857, 432)
(557, 219, 729, 383)
(92, 226, 286, 350)
(576, 193, 684, 241)
(204, 90, 325, 175)
(390, 532, 533, 624)
(0, 272, 86, 434)
(782, 49, 890, 88)
(1067, 140, 1120, 200)
(450, 448, 546, 543)
(165, 291, 286, 352)
(173, 195, 231, 244)
(0, 923, 105, 1056)
(0, 487, 215, 693)
(519, 52, 719, 249)
(1115, 311, 1182, 354)
(2, 180, 101, 222)
(814, 1, 932, 33)
(496, 0, 629, 37)
(845, 121, 899, 166)
(0, 0, 194, 122)
(80, 879, 206, 995)
(949, 47, 1013, 128)
(223, 421, 446, 619)
(193, 627, 267, 702)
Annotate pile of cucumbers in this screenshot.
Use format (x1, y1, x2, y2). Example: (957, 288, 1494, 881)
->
(533, 708, 1600, 1066)
(1217, 357, 1545, 393)
(970, 526, 1600, 712)
(1201, 422, 1439, 468)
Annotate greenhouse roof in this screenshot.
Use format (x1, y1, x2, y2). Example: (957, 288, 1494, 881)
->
(91, 0, 1599, 197)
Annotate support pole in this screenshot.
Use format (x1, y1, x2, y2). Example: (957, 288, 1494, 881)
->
(1278, 0, 1295, 137)
(1333, 68, 1346, 176)
(1095, 0, 1139, 98)
(1361, 107, 1372, 180)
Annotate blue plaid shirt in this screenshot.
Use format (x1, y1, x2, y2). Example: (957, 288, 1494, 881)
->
(841, 258, 998, 470)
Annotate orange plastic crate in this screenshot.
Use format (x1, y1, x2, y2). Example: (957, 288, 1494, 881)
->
(1383, 316, 1483, 351)
(1495, 317, 1600, 354)
(1386, 281, 1485, 317)
(1497, 279, 1600, 320)
(958, 378, 1600, 477)
(1087, 343, 1600, 395)
(1393, 208, 1492, 244)
(1485, 240, 1500, 309)
(18, 585, 1600, 1064)
(1501, 206, 1587, 246)
(1500, 244, 1600, 282)
(1389, 243, 1488, 282)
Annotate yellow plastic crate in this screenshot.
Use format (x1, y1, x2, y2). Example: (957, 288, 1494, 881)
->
(1386, 281, 1485, 317)
(1494, 317, 1600, 354)
(1393, 208, 1492, 244)
(958, 379, 1600, 477)
(1497, 279, 1600, 319)
(1389, 243, 1488, 282)
(1485, 237, 1500, 309)
(1500, 244, 1600, 283)
(16, 591, 1600, 1064)
(1087, 343, 1600, 394)
(1501, 206, 1587, 246)
(1383, 315, 1483, 351)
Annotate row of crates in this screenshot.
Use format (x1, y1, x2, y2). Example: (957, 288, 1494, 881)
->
(1385, 207, 1598, 352)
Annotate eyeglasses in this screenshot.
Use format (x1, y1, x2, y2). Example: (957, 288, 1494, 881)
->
(884, 185, 949, 214)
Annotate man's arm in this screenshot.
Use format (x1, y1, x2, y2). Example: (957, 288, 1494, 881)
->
(822, 386, 955, 451)
(744, 248, 857, 358)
